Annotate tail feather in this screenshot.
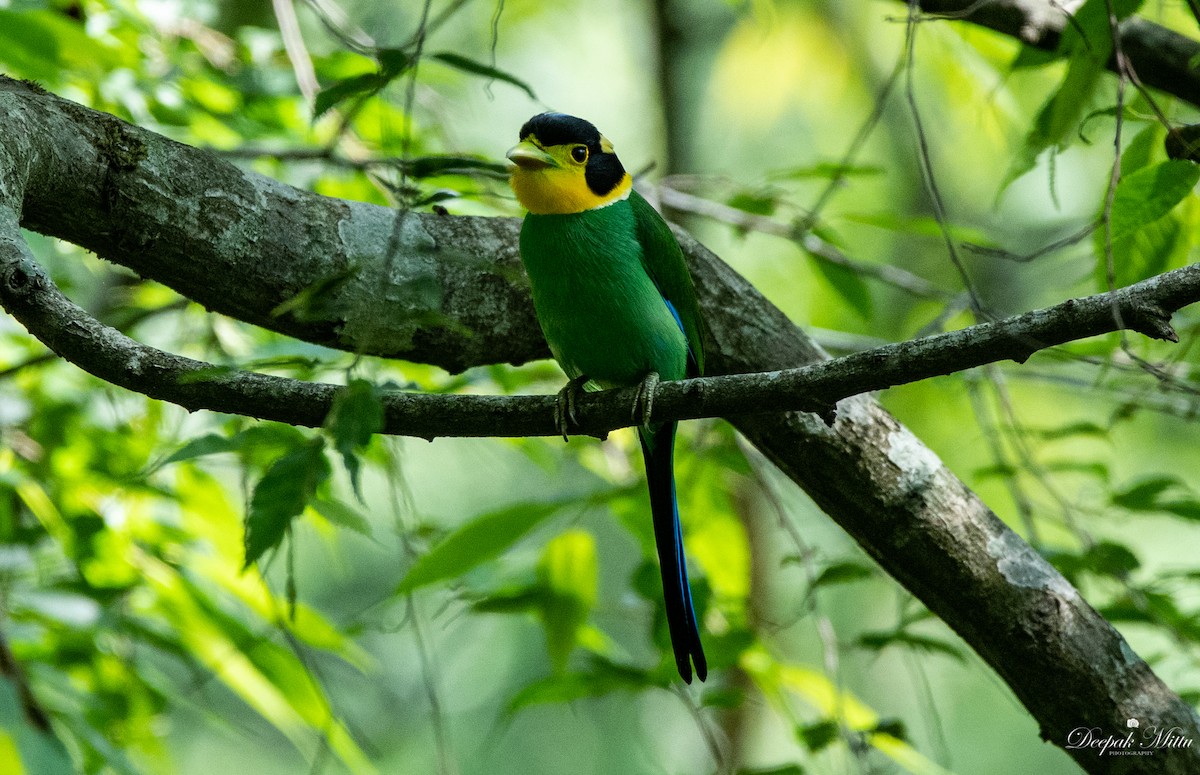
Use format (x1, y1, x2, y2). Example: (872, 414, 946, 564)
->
(639, 422, 707, 683)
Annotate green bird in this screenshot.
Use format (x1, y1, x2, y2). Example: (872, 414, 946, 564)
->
(507, 112, 707, 683)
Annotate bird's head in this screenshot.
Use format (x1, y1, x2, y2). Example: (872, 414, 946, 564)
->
(507, 112, 632, 215)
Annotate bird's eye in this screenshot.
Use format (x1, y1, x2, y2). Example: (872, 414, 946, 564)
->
(570, 145, 588, 163)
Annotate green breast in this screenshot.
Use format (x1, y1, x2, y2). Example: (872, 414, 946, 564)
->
(519, 199, 689, 387)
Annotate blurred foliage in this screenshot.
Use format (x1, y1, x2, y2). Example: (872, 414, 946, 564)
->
(0, 0, 1198, 774)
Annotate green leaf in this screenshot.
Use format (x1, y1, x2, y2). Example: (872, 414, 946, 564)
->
(798, 719, 841, 752)
(1177, 689, 1200, 706)
(150, 433, 239, 471)
(323, 379, 384, 498)
(973, 462, 1018, 480)
(873, 717, 908, 741)
(1097, 211, 1185, 288)
(244, 439, 330, 567)
(1058, 0, 1145, 53)
(838, 212, 991, 244)
(376, 48, 413, 77)
(1001, 0, 1145, 192)
(1029, 422, 1111, 441)
(811, 258, 872, 321)
(1112, 476, 1185, 511)
(1041, 460, 1110, 480)
(1102, 589, 1200, 643)
(701, 686, 746, 709)
(429, 52, 536, 99)
(403, 155, 510, 179)
(1111, 477, 1200, 522)
(1040, 58, 1103, 149)
(234, 424, 312, 461)
(810, 561, 874, 589)
(726, 190, 778, 218)
(1106, 160, 1199, 240)
(538, 530, 598, 672)
(1166, 123, 1200, 162)
(736, 765, 806, 775)
(1085, 541, 1140, 577)
(396, 500, 568, 593)
(1160, 500, 1200, 521)
(856, 631, 966, 662)
(1002, 69, 1096, 191)
(271, 263, 361, 321)
(1120, 123, 1166, 176)
(313, 72, 387, 121)
(310, 497, 373, 537)
(0, 678, 75, 775)
(165, 575, 373, 771)
(312, 49, 411, 121)
(769, 162, 882, 180)
(1079, 106, 1146, 145)
(414, 189, 461, 207)
(471, 587, 546, 613)
(1010, 45, 1061, 70)
(1051, 541, 1141, 579)
(0, 9, 121, 83)
(507, 659, 652, 713)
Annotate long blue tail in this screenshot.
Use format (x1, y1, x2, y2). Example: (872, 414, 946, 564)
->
(639, 422, 706, 683)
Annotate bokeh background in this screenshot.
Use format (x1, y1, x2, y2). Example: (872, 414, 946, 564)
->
(1, 0, 1199, 774)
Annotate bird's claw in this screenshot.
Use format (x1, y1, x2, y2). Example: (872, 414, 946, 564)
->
(633, 372, 660, 429)
(554, 375, 589, 441)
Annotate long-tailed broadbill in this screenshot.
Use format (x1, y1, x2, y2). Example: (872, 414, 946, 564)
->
(507, 112, 707, 682)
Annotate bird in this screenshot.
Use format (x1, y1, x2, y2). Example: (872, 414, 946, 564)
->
(507, 112, 707, 682)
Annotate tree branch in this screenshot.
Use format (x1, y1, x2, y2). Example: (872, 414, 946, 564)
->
(913, 0, 1200, 109)
(3, 70, 1199, 773)
(0, 205, 1195, 439)
(0, 77, 543, 375)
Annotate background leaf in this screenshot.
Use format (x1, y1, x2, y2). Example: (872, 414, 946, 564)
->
(1106, 160, 1200, 240)
(324, 379, 384, 498)
(429, 52, 537, 98)
(244, 439, 331, 567)
(397, 500, 569, 593)
(537, 530, 598, 671)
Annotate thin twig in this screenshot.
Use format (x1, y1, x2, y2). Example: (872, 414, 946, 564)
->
(962, 221, 1096, 264)
(903, 0, 984, 311)
(301, 0, 375, 54)
(399, 0, 434, 205)
(1101, 0, 1127, 304)
(408, 595, 458, 775)
(0, 351, 56, 380)
(273, 0, 320, 104)
(799, 59, 904, 231)
(656, 184, 949, 299)
(673, 686, 728, 773)
(964, 372, 1040, 541)
(984, 365, 1088, 541)
(737, 438, 859, 765)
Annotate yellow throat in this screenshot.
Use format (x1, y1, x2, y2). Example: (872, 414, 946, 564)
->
(507, 136, 632, 215)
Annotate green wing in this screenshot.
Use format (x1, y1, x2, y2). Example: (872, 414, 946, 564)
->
(629, 190, 706, 377)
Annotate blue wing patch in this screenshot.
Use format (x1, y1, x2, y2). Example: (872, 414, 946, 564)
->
(663, 298, 699, 375)
(663, 298, 684, 333)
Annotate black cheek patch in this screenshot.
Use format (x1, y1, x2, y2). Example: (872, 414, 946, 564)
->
(585, 153, 627, 197)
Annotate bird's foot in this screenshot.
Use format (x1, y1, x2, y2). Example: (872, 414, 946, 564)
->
(632, 372, 660, 429)
(554, 374, 590, 441)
